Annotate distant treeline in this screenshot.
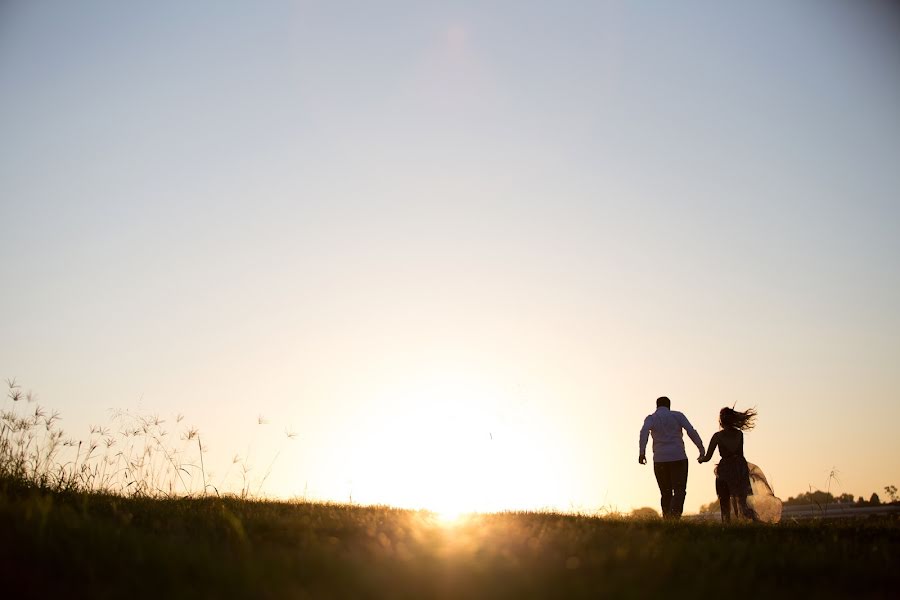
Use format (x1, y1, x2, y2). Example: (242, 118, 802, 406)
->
(784, 487, 899, 507)
(699, 485, 898, 514)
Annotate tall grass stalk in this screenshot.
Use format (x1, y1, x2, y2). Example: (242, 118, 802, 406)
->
(0, 379, 294, 500)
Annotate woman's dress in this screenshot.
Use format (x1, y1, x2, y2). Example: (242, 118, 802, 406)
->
(713, 430, 782, 523)
(715, 453, 753, 497)
(746, 463, 783, 523)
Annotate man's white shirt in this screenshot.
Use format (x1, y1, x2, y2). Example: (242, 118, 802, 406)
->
(639, 406, 705, 463)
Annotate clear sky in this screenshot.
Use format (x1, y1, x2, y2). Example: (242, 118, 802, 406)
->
(1, 1, 899, 514)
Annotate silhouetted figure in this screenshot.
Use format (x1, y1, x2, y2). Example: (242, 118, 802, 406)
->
(699, 407, 757, 522)
(639, 396, 705, 520)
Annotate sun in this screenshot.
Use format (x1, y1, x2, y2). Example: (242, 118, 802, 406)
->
(341, 372, 568, 515)
(432, 506, 468, 527)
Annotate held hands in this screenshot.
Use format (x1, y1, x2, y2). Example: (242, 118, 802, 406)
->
(639, 455, 647, 465)
(697, 454, 707, 464)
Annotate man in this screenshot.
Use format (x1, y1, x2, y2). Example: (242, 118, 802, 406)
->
(639, 396, 705, 519)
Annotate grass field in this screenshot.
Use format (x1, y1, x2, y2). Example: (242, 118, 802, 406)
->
(1, 478, 897, 599)
(1, 383, 896, 598)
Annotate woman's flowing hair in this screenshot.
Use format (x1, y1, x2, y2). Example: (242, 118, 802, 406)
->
(719, 407, 757, 431)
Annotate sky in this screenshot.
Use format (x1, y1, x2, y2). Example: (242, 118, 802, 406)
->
(1, 1, 899, 514)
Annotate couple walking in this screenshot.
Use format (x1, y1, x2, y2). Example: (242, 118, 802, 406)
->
(639, 396, 766, 521)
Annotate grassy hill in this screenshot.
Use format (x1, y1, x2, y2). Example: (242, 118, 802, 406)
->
(1, 478, 897, 599)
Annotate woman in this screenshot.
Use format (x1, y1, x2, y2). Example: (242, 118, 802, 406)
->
(698, 407, 757, 522)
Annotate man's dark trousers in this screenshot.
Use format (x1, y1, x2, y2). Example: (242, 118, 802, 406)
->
(654, 459, 688, 519)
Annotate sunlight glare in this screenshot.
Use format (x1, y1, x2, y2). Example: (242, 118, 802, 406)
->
(433, 506, 468, 527)
(342, 371, 567, 515)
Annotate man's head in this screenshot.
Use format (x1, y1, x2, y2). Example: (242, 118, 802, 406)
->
(656, 396, 671, 408)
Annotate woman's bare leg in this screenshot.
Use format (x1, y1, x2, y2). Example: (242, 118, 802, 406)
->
(716, 478, 732, 523)
(719, 495, 732, 522)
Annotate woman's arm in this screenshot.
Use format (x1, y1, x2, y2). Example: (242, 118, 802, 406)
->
(699, 432, 718, 463)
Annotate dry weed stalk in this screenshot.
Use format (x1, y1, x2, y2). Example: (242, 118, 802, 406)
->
(1, 379, 296, 499)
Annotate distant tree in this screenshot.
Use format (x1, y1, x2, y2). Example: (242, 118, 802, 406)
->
(784, 490, 836, 507)
(857, 496, 866, 505)
(629, 507, 660, 519)
(699, 499, 721, 514)
(869, 493, 881, 505)
(884, 485, 898, 503)
(835, 493, 855, 504)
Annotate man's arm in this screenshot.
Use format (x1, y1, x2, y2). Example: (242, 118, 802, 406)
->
(677, 412, 705, 456)
(639, 416, 651, 464)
